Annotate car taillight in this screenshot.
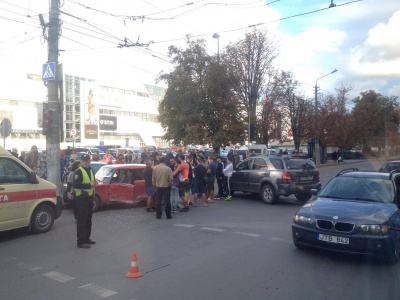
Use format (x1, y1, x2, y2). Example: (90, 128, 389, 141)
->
(282, 172, 292, 182)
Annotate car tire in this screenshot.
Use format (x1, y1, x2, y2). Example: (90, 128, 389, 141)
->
(92, 195, 100, 212)
(261, 184, 279, 204)
(386, 244, 400, 264)
(295, 194, 312, 202)
(30, 204, 55, 234)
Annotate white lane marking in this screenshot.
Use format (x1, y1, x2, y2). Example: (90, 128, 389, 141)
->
(233, 232, 260, 237)
(43, 271, 75, 283)
(3, 257, 17, 262)
(201, 227, 225, 232)
(30, 267, 43, 271)
(270, 237, 292, 244)
(174, 224, 194, 228)
(79, 283, 118, 298)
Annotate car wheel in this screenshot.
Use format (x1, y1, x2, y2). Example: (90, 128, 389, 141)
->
(386, 244, 400, 264)
(295, 194, 312, 202)
(30, 204, 55, 234)
(261, 184, 279, 204)
(92, 195, 100, 212)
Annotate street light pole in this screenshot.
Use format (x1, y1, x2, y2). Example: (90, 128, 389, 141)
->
(212, 33, 220, 63)
(314, 69, 337, 164)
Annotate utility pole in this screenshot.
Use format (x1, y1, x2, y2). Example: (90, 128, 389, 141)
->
(46, 0, 61, 189)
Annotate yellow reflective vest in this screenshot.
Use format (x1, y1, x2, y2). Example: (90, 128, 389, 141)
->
(75, 166, 95, 196)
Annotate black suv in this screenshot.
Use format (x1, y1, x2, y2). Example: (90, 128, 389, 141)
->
(230, 155, 321, 204)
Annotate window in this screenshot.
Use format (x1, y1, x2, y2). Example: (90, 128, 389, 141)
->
(252, 158, 268, 170)
(270, 158, 284, 170)
(237, 159, 251, 171)
(0, 158, 30, 184)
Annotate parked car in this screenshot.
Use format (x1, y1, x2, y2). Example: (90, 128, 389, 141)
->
(230, 155, 321, 204)
(292, 169, 400, 263)
(90, 161, 106, 174)
(93, 164, 147, 212)
(73, 147, 104, 155)
(379, 160, 400, 172)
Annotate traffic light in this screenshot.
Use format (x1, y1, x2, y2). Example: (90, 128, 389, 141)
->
(43, 109, 54, 135)
(250, 124, 257, 141)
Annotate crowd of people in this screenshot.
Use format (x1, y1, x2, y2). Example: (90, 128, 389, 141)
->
(142, 148, 241, 219)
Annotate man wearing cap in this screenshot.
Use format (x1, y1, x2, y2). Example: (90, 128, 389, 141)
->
(73, 154, 98, 249)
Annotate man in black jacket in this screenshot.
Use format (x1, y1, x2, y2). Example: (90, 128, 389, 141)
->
(73, 154, 98, 249)
(215, 156, 224, 199)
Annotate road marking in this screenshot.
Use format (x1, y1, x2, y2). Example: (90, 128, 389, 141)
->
(30, 266, 43, 271)
(270, 237, 292, 244)
(43, 271, 75, 283)
(174, 224, 195, 228)
(3, 257, 17, 262)
(233, 231, 260, 237)
(79, 283, 118, 297)
(201, 227, 225, 232)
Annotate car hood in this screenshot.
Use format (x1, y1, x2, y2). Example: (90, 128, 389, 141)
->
(302, 197, 398, 224)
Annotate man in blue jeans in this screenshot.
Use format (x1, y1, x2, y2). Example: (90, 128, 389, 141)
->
(205, 155, 217, 203)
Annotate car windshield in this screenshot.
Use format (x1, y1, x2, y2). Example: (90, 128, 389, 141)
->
(95, 166, 114, 183)
(319, 176, 394, 203)
(384, 163, 400, 172)
(285, 158, 316, 170)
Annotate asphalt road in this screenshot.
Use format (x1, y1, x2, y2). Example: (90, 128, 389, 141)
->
(1, 159, 400, 300)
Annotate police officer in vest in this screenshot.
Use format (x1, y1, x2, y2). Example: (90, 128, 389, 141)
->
(73, 153, 98, 248)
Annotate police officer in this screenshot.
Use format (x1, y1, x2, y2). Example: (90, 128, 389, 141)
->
(73, 153, 98, 249)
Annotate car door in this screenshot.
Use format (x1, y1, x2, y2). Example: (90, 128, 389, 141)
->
(108, 169, 135, 203)
(231, 159, 253, 191)
(0, 157, 37, 231)
(248, 157, 269, 192)
(131, 169, 147, 201)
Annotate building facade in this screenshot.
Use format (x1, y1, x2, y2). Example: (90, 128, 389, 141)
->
(0, 72, 167, 151)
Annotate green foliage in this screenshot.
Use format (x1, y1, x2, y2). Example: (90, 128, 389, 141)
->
(157, 36, 246, 146)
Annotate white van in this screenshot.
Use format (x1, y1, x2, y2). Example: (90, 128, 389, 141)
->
(248, 145, 277, 156)
(0, 146, 63, 233)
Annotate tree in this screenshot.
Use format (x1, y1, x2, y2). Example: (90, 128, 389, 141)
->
(272, 71, 313, 150)
(318, 84, 354, 151)
(157, 36, 245, 146)
(349, 90, 399, 154)
(225, 29, 278, 144)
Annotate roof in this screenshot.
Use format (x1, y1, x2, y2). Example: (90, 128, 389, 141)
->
(0, 146, 13, 156)
(339, 171, 390, 179)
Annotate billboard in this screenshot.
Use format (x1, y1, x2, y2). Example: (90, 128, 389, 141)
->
(99, 115, 117, 131)
(80, 81, 99, 144)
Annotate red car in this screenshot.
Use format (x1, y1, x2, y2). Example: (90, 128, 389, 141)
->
(93, 164, 147, 212)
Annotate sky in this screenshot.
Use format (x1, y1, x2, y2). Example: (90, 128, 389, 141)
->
(0, 0, 399, 102)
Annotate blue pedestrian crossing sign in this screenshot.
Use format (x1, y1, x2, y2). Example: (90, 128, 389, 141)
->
(42, 62, 56, 81)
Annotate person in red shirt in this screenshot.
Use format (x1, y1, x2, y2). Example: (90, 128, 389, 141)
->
(102, 150, 113, 164)
(172, 154, 190, 212)
(115, 154, 125, 164)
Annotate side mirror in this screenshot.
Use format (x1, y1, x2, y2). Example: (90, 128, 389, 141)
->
(30, 171, 39, 184)
(378, 168, 383, 172)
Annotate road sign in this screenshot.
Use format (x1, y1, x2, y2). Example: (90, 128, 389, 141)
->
(42, 62, 56, 81)
(70, 128, 77, 137)
(0, 118, 12, 138)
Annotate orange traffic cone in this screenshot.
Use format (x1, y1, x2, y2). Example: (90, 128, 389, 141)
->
(125, 252, 143, 278)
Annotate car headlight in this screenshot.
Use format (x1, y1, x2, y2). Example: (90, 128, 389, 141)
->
(293, 214, 315, 226)
(359, 224, 389, 235)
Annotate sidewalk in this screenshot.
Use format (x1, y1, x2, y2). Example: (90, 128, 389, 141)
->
(317, 156, 400, 168)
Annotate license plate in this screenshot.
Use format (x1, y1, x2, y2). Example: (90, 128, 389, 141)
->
(300, 176, 313, 180)
(317, 234, 349, 244)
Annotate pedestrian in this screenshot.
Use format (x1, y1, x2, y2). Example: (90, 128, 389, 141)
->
(92, 151, 100, 162)
(19, 151, 27, 163)
(169, 157, 180, 212)
(11, 148, 18, 158)
(66, 161, 80, 221)
(223, 157, 234, 200)
(205, 155, 218, 203)
(143, 159, 156, 212)
(332, 150, 338, 163)
(172, 155, 191, 212)
(125, 150, 133, 164)
(233, 150, 241, 170)
(65, 146, 72, 166)
(115, 154, 125, 164)
(164, 149, 174, 167)
(102, 150, 113, 164)
(73, 153, 98, 249)
(152, 156, 173, 219)
(193, 157, 207, 207)
(25, 145, 40, 173)
(215, 156, 224, 199)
